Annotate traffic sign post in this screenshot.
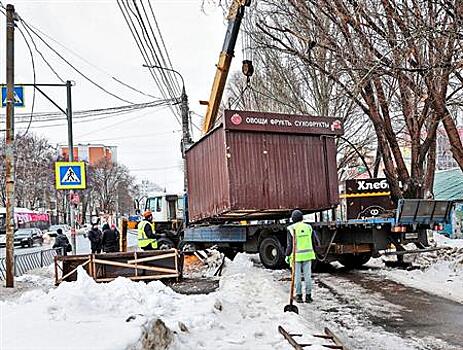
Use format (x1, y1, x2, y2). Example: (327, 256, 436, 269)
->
(1, 85, 24, 107)
(55, 162, 86, 190)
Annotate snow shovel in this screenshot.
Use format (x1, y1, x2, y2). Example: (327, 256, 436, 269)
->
(284, 231, 299, 314)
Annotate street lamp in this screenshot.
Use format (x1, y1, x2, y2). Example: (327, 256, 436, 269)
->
(143, 64, 192, 191)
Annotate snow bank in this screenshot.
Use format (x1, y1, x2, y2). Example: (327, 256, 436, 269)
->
(368, 233, 463, 303)
(2, 254, 328, 350)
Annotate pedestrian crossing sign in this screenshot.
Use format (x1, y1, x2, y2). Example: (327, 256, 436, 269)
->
(55, 161, 86, 190)
(1, 86, 25, 107)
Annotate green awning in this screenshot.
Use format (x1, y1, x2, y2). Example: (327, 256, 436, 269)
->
(434, 168, 463, 200)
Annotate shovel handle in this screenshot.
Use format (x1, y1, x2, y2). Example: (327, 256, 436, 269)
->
(288, 228, 297, 304)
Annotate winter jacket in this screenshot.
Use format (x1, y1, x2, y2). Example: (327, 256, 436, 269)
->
(88, 227, 102, 244)
(53, 233, 71, 256)
(102, 228, 119, 253)
(88, 227, 103, 253)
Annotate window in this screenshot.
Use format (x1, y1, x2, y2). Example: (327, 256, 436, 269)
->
(147, 197, 162, 213)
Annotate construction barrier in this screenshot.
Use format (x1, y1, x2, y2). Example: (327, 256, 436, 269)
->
(54, 249, 182, 285)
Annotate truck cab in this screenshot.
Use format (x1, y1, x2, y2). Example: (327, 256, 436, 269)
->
(144, 193, 184, 247)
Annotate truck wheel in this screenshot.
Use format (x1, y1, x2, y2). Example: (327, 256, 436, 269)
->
(259, 236, 285, 269)
(157, 238, 174, 250)
(178, 240, 197, 252)
(338, 253, 372, 269)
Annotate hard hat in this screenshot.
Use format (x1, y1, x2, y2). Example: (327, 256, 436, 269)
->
(143, 210, 152, 219)
(291, 210, 303, 223)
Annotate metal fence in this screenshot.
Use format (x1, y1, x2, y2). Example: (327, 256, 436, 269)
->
(0, 247, 63, 280)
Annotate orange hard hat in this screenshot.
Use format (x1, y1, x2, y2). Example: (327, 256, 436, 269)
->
(143, 210, 152, 219)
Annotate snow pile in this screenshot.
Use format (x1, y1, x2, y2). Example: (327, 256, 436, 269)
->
(370, 233, 463, 303)
(2, 254, 328, 350)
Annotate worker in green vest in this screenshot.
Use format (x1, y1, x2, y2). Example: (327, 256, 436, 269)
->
(285, 210, 317, 303)
(138, 210, 158, 250)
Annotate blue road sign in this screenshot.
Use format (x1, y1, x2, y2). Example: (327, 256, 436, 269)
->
(55, 162, 86, 190)
(1, 86, 25, 107)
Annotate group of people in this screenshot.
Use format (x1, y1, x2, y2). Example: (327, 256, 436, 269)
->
(87, 223, 120, 253)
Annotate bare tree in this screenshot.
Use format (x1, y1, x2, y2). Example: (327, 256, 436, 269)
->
(88, 158, 136, 215)
(249, 0, 463, 200)
(0, 134, 56, 209)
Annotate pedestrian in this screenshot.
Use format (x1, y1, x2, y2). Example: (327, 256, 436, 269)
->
(137, 210, 158, 251)
(101, 223, 119, 253)
(53, 228, 72, 256)
(87, 223, 102, 254)
(285, 210, 318, 303)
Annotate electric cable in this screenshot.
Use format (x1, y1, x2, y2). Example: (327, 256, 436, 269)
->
(19, 17, 135, 104)
(118, 0, 182, 124)
(24, 21, 158, 99)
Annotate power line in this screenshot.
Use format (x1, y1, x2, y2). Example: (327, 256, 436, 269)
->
(25, 21, 158, 99)
(118, 0, 183, 124)
(19, 21, 65, 83)
(18, 16, 135, 104)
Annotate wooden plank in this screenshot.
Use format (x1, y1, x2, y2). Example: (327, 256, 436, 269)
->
(59, 259, 90, 284)
(93, 258, 178, 274)
(127, 252, 176, 264)
(324, 327, 348, 350)
(95, 273, 179, 283)
(54, 256, 58, 286)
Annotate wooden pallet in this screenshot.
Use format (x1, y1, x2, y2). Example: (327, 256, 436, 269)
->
(54, 249, 182, 285)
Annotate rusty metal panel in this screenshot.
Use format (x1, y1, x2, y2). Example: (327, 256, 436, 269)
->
(227, 132, 339, 216)
(186, 110, 342, 223)
(186, 127, 230, 222)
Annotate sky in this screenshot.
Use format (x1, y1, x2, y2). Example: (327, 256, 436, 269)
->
(0, 0, 239, 193)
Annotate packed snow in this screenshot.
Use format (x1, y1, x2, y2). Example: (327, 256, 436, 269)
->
(366, 232, 463, 303)
(1, 254, 330, 350)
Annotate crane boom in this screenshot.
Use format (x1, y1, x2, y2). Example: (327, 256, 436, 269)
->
(202, 0, 250, 133)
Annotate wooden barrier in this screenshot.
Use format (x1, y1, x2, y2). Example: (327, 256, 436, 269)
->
(54, 249, 182, 285)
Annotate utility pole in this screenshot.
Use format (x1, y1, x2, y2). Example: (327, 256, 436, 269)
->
(142, 64, 192, 191)
(180, 86, 192, 192)
(66, 80, 77, 254)
(5, 4, 15, 288)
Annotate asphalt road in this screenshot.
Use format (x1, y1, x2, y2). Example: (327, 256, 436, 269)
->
(312, 268, 463, 349)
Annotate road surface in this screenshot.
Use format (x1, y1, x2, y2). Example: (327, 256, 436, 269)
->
(307, 269, 463, 349)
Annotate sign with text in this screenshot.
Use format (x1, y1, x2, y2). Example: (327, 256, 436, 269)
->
(224, 110, 344, 136)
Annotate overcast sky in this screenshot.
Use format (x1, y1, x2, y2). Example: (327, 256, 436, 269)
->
(0, 0, 239, 193)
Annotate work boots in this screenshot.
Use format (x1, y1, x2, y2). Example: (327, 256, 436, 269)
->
(305, 294, 313, 303)
(295, 294, 303, 303)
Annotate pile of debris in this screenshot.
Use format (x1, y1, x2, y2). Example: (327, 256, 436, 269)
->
(412, 246, 463, 271)
(182, 248, 225, 278)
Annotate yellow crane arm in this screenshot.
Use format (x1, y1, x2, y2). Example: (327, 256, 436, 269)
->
(202, 0, 250, 134)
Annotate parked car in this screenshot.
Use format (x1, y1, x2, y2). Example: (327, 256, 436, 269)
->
(47, 224, 71, 237)
(13, 228, 44, 248)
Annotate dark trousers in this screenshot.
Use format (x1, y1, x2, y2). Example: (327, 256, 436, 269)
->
(91, 242, 101, 254)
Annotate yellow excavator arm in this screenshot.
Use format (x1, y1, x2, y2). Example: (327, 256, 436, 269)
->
(202, 0, 251, 134)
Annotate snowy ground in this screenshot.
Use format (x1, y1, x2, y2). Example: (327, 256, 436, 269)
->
(1, 254, 331, 350)
(365, 233, 463, 303)
(2, 233, 462, 350)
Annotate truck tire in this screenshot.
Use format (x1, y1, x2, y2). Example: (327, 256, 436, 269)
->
(259, 236, 285, 269)
(178, 240, 197, 252)
(338, 253, 372, 269)
(157, 238, 174, 250)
